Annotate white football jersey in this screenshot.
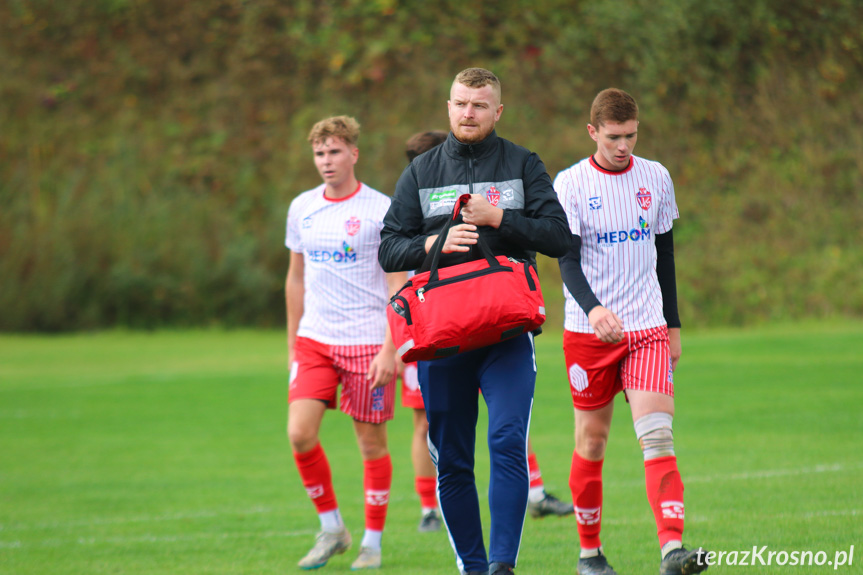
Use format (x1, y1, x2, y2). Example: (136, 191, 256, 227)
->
(286, 183, 391, 345)
(554, 155, 678, 333)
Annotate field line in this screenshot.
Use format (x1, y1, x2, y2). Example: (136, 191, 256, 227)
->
(607, 461, 863, 488)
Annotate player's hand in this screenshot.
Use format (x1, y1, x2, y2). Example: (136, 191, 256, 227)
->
(588, 306, 625, 344)
(667, 327, 681, 371)
(461, 193, 503, 228)
(395, 356, 406, 380)
(367, 348, 396, 389)
(442, 223, 478, 253)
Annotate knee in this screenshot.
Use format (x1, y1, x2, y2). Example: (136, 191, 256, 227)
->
(287, 422, 318, 454)
(413, 418, 429, 438)
(576, 432, 608, 461)
(634, 412, 675, 460)
(488, 424, 526, 457)
(356, 427, 388, 461)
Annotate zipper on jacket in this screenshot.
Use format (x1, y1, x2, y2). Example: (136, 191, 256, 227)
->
(467, 145, 476, 195)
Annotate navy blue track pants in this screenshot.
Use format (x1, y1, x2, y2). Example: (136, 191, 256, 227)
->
(418, 332, 536, 573)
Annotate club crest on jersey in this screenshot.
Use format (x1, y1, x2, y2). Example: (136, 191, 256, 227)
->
(588, 196, 602, 210)
(302, 216, 313, 228)
(486, 186, 501, 207)
(345, 216, 361, 236)
(636, 187, 652, 210)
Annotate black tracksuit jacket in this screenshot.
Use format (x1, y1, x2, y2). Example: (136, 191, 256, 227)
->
(378, 130, 571, 273)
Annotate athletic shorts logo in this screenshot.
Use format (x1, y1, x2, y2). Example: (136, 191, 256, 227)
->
(365, 489, 390, 506)
(576, 506, 601, 525)
(345, 216, 361, 236)
(486, 186, 501, 207)
(588, 196, 602, 210)
(569, 363, 589, 392)
(636, 187, 652, 210)
(667, 358, 674, 384)
(661, 501, 685, 519)
(403, 364, 420, 391)
(305, 484, 325, 499)
(371, 386, 385, 411)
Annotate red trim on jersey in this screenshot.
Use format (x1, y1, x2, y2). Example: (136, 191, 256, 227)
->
(589, 155, 634, 175)
(323, 181, 362, 202)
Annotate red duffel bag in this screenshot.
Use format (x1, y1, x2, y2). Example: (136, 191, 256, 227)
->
(387, 194, 546, 362)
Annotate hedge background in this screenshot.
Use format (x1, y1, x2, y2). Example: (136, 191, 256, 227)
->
(2, 0, 862, 331)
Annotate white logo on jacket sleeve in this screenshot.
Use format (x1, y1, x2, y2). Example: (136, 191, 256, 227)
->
(569, 363, 589, 392)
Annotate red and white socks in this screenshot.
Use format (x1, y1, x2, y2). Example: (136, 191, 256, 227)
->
(415, 475, 438, 516)
(569, 450, 604, 553)
(293, 442, 343, 532)
(361, 454, 392, 550)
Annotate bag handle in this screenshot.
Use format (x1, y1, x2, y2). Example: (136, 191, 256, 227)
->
(424, 194, 500, 282)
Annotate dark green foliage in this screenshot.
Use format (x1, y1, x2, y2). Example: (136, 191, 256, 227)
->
(2, 0, 862, 330)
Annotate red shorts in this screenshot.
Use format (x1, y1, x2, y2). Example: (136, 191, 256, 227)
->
(563, 326, 674, 411)
(400, 362, 425, 409)
(289, 336, 396, 424)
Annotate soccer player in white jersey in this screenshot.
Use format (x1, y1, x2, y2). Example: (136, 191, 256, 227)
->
(553, 89, 708, 575)
(285, 116, 407, 570)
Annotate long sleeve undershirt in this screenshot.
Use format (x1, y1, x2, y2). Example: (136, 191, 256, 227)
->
(558, 230, 681, 328)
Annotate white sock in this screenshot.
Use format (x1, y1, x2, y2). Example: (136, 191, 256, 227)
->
(361, 529, 382, 550)
(421, 506, 437, 516)
(319, 509, 344, 533)
(580, 546, 602, 559)
(662, 540, 683, 558)
(528, 486, 546, 503)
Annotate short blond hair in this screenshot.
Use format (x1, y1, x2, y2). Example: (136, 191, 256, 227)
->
(307, 115, 360, 146)
(452, 67, 501, 104)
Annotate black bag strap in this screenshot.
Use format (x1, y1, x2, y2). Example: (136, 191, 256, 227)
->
(422, 194, 500, 282)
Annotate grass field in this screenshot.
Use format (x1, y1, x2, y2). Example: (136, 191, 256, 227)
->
(1, 324, 862, 574)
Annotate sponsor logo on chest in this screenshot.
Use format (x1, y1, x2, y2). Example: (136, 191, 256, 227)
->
(429, 189, 459, 212)
(597, 216, 651, 245)
(307, 240, 357, 263)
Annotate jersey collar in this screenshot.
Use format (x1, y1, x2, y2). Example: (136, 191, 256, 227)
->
(589, 154, 634, 175)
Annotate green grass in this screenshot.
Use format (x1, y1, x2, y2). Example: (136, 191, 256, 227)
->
(1, 324, 862, 574)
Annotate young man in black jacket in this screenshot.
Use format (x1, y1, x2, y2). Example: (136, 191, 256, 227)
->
(379, 68, 571, 575)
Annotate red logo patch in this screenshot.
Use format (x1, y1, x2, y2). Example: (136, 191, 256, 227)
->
(486, 186, 500, 207)
(636, 187, 652, 210)
(345, 216, 361, 236)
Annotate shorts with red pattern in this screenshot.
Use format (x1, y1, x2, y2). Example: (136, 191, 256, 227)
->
(563, 326, 674, 411)
(289, 336, 396, 424)
(400, 362, 425, 409)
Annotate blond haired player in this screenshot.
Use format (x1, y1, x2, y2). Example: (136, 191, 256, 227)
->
(285, 116, 407, 570)
(554, 89, 708, 575)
